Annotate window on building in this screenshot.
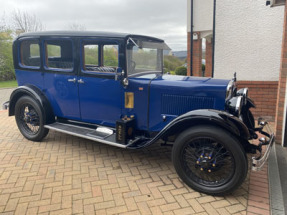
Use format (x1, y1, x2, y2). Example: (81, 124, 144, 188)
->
(20, 40, 41, 68)
(45, 40, 74, 70)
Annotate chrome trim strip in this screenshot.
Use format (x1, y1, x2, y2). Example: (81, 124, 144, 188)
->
(45, 124, 128, 149)
(63, 120, 116, 131)
(236, 96, 242, 114)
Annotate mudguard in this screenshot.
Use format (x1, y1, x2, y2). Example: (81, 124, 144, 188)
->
(129, 109, 250, 149)
(8, 85, 55, 124)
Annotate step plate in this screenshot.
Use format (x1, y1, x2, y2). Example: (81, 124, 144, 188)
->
(45, 122, 127, 148)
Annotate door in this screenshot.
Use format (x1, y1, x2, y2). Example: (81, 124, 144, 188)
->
(78, 42, 123, 127)
(43, 38, 81, 120)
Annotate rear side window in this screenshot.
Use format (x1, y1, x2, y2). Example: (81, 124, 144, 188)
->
(45, 40, 74, 70)
(84, 45, 99, 67)
(20, 40, 41, 68)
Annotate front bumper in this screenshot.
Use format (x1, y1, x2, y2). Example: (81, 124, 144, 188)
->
(251, 119, 275, 171)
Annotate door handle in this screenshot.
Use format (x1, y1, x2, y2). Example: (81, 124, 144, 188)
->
(78, 79, 84, 84)
(68, 78, 76, 83)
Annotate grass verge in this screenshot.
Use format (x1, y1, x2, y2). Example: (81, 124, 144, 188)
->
(0, 80, 18, 89)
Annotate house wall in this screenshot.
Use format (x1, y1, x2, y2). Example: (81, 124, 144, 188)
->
(212, 0, 284, 122)
(214, 0, 284, 81)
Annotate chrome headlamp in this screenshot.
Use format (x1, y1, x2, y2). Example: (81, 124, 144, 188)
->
(236, 88, 248, 105)
(226, 96, 243, 116)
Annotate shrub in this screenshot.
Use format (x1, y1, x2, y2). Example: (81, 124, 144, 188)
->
(175, 66, 187, 76)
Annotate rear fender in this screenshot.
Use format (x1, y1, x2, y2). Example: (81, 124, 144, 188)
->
(9, 85, 55, 124)
(129, 109, 250, 149)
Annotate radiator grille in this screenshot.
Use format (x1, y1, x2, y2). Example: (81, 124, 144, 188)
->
(161, 94, 215, 115)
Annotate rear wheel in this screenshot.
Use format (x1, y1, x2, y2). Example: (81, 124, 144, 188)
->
(172, 125, 248, 195)
(15, 96, 49, 141)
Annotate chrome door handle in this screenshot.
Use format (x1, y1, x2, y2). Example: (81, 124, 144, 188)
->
(68, 78, 76, 83)
(78, 79, 84, 84)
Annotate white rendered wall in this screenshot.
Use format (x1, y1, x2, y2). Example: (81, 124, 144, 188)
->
(214, 0, 284, 81)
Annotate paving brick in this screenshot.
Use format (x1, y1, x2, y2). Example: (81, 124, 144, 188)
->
(197, 196, 216, 204)
(226, 204, 246, 214)
(0, 194, 10, 206)
(38, 203, 61, 213)
(247, 206, 270, 215)
(211, 200, 231, 209)
(188, 199, 205, 213)
(5, 198, 19, 212)
(14, 202, 28, 215)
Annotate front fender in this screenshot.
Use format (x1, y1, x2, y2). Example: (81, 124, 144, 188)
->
(129, 109, 250, 149)
(9, 85, 55, 124)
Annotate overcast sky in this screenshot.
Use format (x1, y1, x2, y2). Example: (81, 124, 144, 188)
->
(1, 0, 188, 51)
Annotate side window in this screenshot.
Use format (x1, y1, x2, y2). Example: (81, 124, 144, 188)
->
(20, 40, 41, 68)
(45, 40, 73, 70)
(84, 45, 99, 71)
(103, 45, 118, 67)
(82, 42, 118, 73)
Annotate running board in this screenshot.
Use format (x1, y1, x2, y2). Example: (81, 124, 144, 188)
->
(44, 122, 129, 148)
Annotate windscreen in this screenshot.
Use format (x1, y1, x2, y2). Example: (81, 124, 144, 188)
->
(127, 38, 170, 76)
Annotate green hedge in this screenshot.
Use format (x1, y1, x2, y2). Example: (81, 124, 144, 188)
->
(175, 66, 187, 76)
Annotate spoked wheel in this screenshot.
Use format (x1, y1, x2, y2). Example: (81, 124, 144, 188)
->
(15, 96, 49, 141)
(172, 125, 248, 195)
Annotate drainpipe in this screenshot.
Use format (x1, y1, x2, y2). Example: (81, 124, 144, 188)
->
(212, 0, 216, 77)
(190, 0, 193, 76)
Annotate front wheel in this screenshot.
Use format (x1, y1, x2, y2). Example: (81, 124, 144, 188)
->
(172, 125, 248, 195)
(15, 96, 49, 141)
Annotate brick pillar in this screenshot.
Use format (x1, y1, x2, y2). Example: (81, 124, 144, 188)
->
(187, 32, 202, 76)
(205, 39, 213, 77)
(275, 3, 287, 145)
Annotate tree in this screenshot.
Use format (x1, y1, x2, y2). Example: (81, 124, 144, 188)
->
(0, 29, 14, 81)
(12, 10, 44, 34)
(69, 23, 86, 31)
(164, 55, 184, 73)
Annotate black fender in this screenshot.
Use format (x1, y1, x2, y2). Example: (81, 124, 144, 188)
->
(8, 85, 55, 124)
(129, 109, 250, 149)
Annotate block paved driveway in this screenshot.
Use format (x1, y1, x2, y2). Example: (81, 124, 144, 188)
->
(0, 88, 270, 215)
(0, 110, 251, 215)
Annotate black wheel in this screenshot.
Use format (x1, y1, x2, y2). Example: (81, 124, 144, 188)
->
(15, 96, 49, 141)
(172, 125, 248, 195)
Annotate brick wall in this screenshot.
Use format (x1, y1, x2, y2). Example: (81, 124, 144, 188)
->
(187, 32, 202, 76)
(237, 81, 278, 122)
(205, 40, 213, 77)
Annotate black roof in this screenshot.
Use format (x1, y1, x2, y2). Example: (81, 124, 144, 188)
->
(17, 31, 164, 42)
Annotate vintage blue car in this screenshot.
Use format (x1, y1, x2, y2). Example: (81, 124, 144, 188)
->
(7, 31, 274, 195)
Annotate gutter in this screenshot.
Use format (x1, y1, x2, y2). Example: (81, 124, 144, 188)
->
(190, 0, 193, 76)
(212, 0, 216, 78)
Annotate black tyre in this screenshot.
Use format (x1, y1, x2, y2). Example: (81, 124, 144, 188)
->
(15, 96, 49, 141)
(172, 125, 248, 195)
